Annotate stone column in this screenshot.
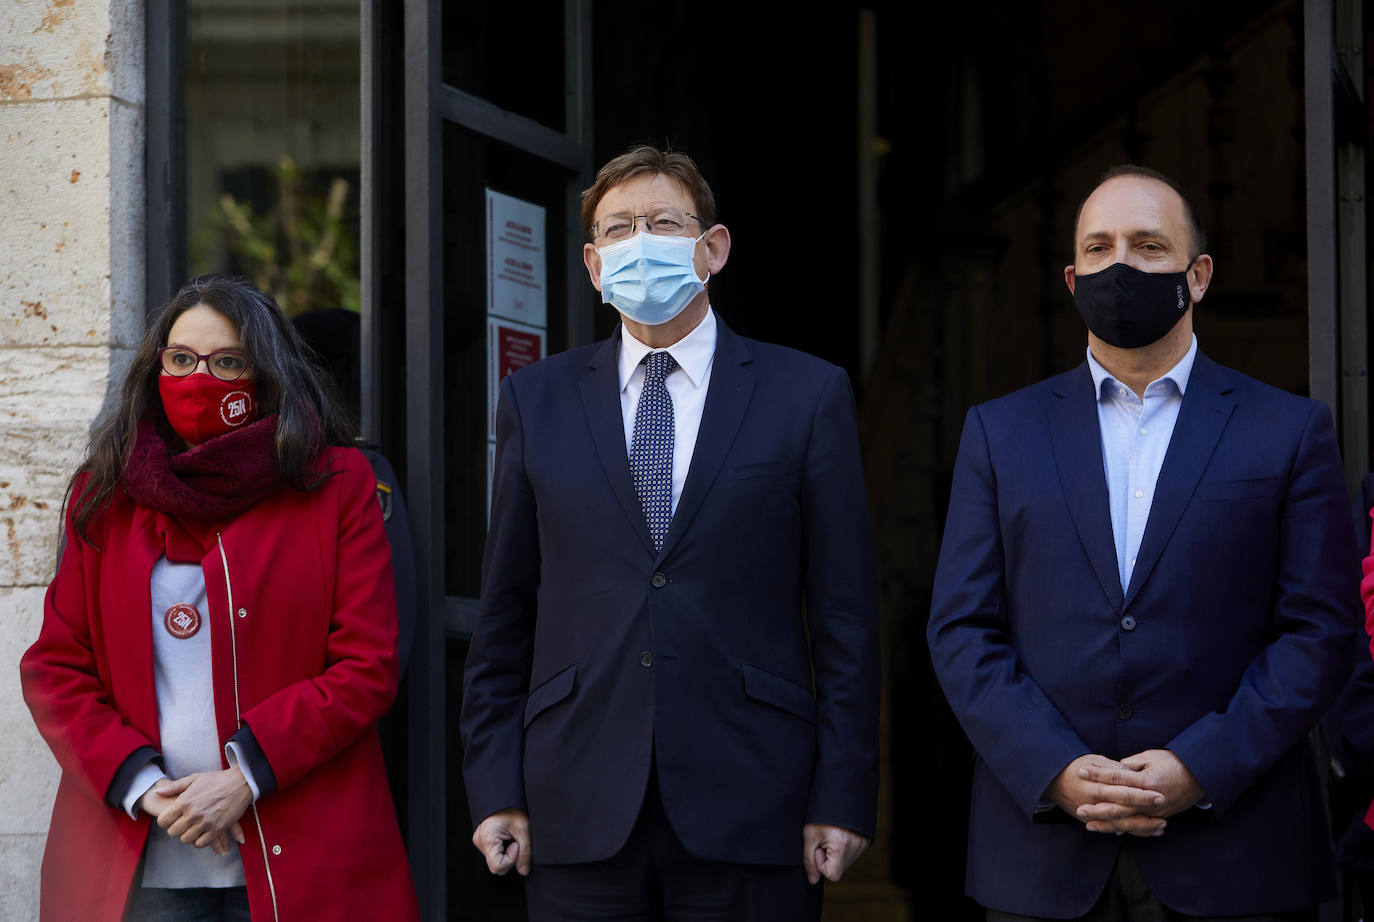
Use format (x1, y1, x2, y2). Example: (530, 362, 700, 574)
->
(0, 1, 145, 917)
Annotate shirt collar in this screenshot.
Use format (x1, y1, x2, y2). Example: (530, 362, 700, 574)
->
(618, 306, 717, 393)
(1086, 333, 1197, 400)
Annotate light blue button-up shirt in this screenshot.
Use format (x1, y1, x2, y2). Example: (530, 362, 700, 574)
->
(1086, 335, 1198, 592)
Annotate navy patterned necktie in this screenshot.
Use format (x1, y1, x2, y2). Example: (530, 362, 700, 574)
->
(630, 351, 677, 551)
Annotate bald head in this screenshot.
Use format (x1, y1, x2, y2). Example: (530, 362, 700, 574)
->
(1064, 167, 1215, 361)
(1072, 166, 1205, 262)
(1071, 173, 1204, 282)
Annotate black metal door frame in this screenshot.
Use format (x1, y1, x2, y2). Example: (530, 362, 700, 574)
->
(369, 1, 594, 915)
(143, 1, 592, 915)
(1306, 0, 1369, 498)
(144, 0, 186, 316)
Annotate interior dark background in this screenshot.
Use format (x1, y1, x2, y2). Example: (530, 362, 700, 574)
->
(352, 1, 1332, 917)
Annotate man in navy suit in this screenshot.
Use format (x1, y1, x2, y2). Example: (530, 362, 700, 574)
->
(928, 166, 1358, 921)
(460, 145, 880, 920)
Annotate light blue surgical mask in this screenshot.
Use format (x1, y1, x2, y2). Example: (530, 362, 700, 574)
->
(597, 230, 708, 326)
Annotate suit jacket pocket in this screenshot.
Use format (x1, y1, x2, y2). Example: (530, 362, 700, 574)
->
(741, 661, 817, 724)
(524, 663, 578, 728)
(724, 460, 796, 481)
(1197, 476, 1281, 503)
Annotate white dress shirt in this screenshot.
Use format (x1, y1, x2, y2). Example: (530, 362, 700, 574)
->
(617, 307, 718, 515)
(1086, 335, 1198, 591)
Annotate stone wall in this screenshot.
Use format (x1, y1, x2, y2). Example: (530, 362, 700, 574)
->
(0, 1, 144, 917)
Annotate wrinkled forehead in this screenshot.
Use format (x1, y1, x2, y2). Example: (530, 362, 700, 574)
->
(595, 172, 694, 218)
(1076, 175, 1188, 243)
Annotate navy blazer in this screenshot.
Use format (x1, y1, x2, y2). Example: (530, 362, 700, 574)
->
(928, 352, 1358, 917)
(460, 318, 880, 866)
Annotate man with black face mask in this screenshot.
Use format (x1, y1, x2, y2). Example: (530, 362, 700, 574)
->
(928, 166, 1358, 922)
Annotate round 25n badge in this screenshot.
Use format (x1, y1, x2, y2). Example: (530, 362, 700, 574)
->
(164, 603, 201, 639)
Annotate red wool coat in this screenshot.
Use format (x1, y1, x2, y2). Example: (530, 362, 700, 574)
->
(21, 447, 420, 922)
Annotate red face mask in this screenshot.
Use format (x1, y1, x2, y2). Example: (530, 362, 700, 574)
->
(158, 373, 259, 445)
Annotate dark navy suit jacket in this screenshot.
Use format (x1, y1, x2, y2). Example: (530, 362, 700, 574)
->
(928, 352, 1358, 917)
(460, 318, 880, 866)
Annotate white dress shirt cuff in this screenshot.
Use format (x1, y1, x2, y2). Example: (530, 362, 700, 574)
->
(122, 762, 169, 819)
(225, 741, 262, 802)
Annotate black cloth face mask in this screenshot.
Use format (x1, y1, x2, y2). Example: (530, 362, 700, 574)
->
(1072, 258, 1195, 349)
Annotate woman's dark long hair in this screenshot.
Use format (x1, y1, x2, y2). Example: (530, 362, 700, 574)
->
(70, 274, 358, 541)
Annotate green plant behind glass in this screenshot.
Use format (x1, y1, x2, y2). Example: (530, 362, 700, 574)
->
(195, 154, 361, 316)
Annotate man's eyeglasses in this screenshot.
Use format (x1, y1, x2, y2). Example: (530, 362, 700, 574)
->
(158, 347, 251, 381)
(592, 208, 704, 243)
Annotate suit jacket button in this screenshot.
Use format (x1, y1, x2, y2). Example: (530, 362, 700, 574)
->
(1120, 615, 1137, 631)
(651, 573, 667, 588)
(1117, 704, 1133, 720)
(641, 651, 653, 667)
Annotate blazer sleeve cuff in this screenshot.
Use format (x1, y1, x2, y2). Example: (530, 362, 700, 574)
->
(105, 747, 163, 807)
(227, 725, 278, 799)
(1166, 724, 1238, 815)
(466, 786, 529, 832)
(805, 773, 878, 843)
(119, 760, 168, 819)
(106, 745, 163, 810)
(1011, 745, 1090, 822)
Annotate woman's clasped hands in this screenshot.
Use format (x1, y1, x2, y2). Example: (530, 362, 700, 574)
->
(138, 764, 252, 857)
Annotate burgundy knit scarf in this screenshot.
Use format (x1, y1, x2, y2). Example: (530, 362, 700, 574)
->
(121, 415, 283, 522)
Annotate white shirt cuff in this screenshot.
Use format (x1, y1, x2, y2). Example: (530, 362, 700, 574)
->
(224, 741, 261, 802)
(122, 762, 169, 819)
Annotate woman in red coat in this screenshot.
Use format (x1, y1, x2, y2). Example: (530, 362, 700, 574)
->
(21, 275, 420, 921)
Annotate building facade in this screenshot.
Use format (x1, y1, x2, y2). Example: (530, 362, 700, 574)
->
(1, 2, 145, 916)
(1, 1, 1369, 920)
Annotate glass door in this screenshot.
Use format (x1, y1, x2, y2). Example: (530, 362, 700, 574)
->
(387, 0, 594, 916)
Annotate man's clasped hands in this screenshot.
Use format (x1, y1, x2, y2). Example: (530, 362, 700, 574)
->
(138, 765, 254, 856)
(1048, 749, 1204, 837)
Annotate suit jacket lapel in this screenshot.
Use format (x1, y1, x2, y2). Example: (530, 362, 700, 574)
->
(1048, 364, 1125, 612)
(1123, 352, 1235, 609)
(579, 329, 657, 557)
(656, 319, 756, 561)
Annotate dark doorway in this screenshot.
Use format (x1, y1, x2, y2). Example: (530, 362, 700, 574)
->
(366, 2, 1330, 919)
